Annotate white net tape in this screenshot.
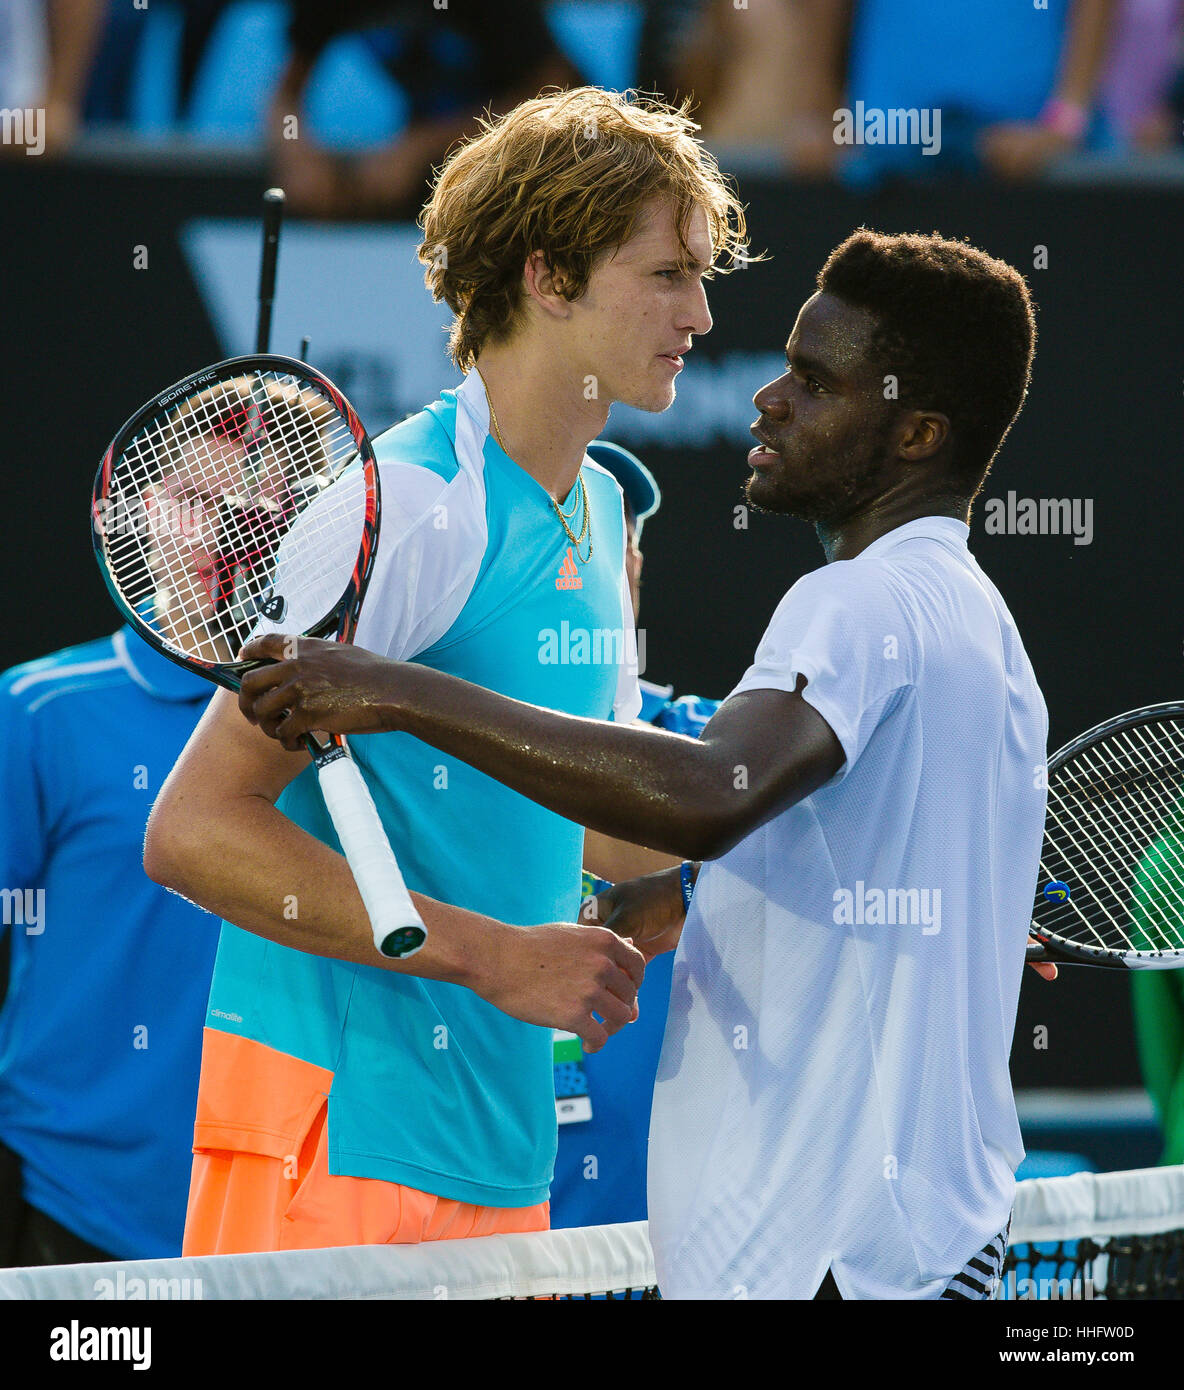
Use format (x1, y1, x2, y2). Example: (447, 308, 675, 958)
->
(0, 1221, 656, 1301)
(3, 1170, 1182, 1300)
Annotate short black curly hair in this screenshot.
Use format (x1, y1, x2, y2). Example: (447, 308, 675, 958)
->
(818, 229, 1036, 495)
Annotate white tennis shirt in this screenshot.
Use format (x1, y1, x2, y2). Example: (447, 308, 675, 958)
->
(647, 516, 1049, 1299)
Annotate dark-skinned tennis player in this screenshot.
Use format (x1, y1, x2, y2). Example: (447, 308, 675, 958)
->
(237, 230, 1054, 1300)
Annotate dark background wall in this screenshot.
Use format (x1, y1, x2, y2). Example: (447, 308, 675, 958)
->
(5, 159, 1181, 1089)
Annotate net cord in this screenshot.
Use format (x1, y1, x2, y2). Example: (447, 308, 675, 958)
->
(3, 1169, 1183, 1299)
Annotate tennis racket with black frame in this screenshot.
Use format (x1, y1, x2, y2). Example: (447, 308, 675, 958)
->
(92, 352, 427, 960)
(1026, 701, 1184, 970)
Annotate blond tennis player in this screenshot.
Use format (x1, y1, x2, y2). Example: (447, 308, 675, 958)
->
(146, 87, 747, 1255)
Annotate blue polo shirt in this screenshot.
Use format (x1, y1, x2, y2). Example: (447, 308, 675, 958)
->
(0, 629, 217, 1257)
(849, 0, 1071, 124)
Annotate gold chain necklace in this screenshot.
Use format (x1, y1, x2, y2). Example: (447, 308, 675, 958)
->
(554, 481, 582, 523)
(477, 370, 593, 562)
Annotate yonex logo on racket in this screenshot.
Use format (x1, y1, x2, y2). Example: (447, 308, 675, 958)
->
(258, 590, 287, 621)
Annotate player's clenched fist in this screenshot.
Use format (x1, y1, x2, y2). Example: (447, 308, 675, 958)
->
(238, 634, 398, 745)
(473, 922, 646, 1054)
(585, 866, 690, 963)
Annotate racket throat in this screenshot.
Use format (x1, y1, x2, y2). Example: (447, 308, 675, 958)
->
(305, 735, 349, 767)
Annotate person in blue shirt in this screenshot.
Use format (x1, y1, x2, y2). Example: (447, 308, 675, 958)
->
(551, 440, 720, 1229)
(0, 627, 218, 1264)
(782, 0, 1118, 184)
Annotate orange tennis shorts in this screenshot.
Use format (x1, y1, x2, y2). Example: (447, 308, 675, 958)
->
(182, 1029, 549, 1256)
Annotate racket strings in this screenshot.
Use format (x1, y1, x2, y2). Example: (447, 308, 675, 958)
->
(1054, 734, 1184, 946)
(1040, 734, 1184, 955)
(1038, 784, 1162, 954)
(1048, 745, 1155, 914)
(1104, 727, 1184, 934)
(1046, 736, 1180, 912)
(1119, 724, 1184, 947)
(100, 370, 367, 665)
(1035, 717, 1184, 958)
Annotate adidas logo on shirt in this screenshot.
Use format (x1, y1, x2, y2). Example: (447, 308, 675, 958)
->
(555, 547, 583, 590)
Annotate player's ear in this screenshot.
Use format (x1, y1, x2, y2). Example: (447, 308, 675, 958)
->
(524, 251, 573, 320)
(897, 410, 949, 463)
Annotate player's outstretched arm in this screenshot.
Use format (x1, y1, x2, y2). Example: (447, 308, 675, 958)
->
(143, 690, 643, 1051)
(237, 636, 845, 860)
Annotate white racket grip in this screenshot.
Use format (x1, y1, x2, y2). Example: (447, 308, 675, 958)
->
(316, 752, 427, 959)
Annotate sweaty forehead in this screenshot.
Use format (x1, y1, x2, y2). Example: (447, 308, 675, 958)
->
(613, 199, 713, 266)
(789, 291, 881, 383)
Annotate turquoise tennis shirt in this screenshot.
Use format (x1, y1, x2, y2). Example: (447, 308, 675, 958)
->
(204, 372, 642, 1205)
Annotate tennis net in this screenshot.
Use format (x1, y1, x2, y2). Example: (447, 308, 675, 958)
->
(1002, 1164, 1184, 1299)
(1, 1167, 1181, 1300)
(0, 1220, 658, 1301)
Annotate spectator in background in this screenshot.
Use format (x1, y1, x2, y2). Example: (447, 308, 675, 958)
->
(0, 0, 48, 116)
(803, 0, 1119, 183)
(269, 0, 582, 218)
(652, 0, 1122, 182)
(635, 0, 713, 106)
(552, 440, 721, 1229)
(0, 0, 107, 156)
(0, 625, 218, 1265)
(636, 0, 842, 176)
(1097, 0, 1184, 151)
(975, 0, 1118, 178)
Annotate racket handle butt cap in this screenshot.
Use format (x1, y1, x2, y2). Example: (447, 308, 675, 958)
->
(379, 926, 428, 959)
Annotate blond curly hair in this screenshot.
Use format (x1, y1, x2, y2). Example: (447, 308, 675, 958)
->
(418, 86, 750, 370)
